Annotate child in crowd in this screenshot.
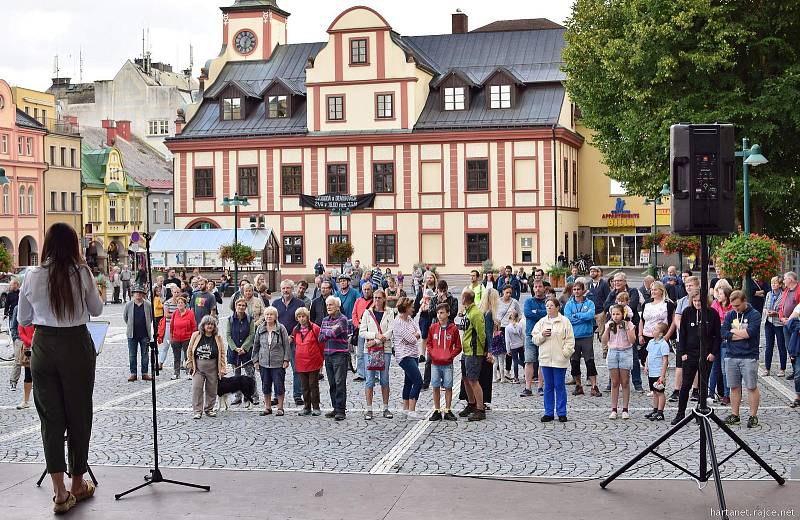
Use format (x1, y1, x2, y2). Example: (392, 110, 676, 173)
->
(602, 305, 637, 420)
(615, 291, 634, 322)
(644, 322, 670, 421)
(504, 310, 526, 383)
(427, 304, 462, 421)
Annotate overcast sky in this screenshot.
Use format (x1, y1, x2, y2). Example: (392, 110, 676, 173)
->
(0, 0, 573, 92)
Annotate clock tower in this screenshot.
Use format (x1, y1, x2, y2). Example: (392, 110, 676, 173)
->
(203, 0, 290, 93)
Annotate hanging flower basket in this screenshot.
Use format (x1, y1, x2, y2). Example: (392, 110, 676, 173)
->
(329, 241, 354, 264)
(642, 232, 666, 250)
(220, 243, 257, 265)
(713, 233, 783, 282)
(660, 235, 700, 256)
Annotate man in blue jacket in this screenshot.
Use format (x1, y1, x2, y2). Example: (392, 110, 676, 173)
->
(521, 279, 547, 397)
(334, 274, 360, 320)
(496, 265, 521, 301)
(563, 281, 600, 397)
(721, 291, 762, 428)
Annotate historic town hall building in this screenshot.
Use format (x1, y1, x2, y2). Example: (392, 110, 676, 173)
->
(167, 0, 584, 275)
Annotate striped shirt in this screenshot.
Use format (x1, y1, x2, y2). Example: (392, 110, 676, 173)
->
(319, 312, 350, 355)
(391, 316, 421, 361)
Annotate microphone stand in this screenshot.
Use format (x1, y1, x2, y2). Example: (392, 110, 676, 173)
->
(600, 234, 783, 519)
(115, 232, 210, 499)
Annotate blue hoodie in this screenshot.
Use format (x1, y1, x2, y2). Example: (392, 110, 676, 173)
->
(524, 296, 547, 338)
(563, 296, 596, 339)
(720, 304, 761, 359)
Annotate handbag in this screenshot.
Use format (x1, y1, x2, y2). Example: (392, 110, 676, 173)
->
(365, 310, 386, 371)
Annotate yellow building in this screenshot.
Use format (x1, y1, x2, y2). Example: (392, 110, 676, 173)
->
(169, 2, 583, 276)
(11, 86, 82, 233)
(576, 123, 671, 268)
(81, 126, 147, 271)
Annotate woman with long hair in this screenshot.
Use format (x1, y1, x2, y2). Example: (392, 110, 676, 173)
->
(17, 223, 104, 513)
(709, 281, 734, 404)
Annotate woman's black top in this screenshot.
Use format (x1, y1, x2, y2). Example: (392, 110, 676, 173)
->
(677, 307, 721, 359)
(195, 334, 219, 360)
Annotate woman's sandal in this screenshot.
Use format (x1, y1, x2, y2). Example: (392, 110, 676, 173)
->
(73, 479, 96, 502)
(276, 408, 285, 416)
(53, 493, 76, 514)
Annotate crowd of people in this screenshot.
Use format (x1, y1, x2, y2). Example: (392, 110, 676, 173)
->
(8, 258, 800, 426)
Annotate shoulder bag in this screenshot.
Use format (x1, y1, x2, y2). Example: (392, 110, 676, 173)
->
(366, 310, 386, 371)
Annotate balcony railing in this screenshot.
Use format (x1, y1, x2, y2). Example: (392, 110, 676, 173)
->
(41, 117, 80, 136)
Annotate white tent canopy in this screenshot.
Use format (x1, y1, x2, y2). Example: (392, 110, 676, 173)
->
(149, 228, 275, 269)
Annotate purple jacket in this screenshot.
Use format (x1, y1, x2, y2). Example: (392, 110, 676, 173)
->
(319, 312, 349, 355)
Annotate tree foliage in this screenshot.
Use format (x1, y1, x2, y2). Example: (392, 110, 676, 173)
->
(0, 244, 12, 272)
(563, 0, 800, 244)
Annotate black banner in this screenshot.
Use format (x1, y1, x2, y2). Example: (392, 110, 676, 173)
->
(299, 193, 376, 211)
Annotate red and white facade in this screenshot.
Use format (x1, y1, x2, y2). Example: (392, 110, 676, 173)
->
(169, 5, 583, 276)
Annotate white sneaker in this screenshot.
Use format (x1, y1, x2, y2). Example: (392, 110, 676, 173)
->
(193, 413, 202, 420)
(406, 411, 421, 420)
(16, 401, 30, 410)
(608, 410, 618, 420)
(621, 411, 630, 420)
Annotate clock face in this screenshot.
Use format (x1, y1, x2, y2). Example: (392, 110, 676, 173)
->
(234, 30, 257, 55)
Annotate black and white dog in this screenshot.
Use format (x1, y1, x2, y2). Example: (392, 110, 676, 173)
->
(217, 375, 257, 411)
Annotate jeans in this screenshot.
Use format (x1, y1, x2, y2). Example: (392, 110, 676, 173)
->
(399, 356, 423, 401)
(709, 343, 730, 398)
(541, 366, 567, 417)
(127, 337, 149, 375)
(793, 356, 800, 395)
(364, 352, 391, 389)
(631, 347, 643, 389)
(356, 336, 367, 379)
(764, 321, 787, 371)
(289, 341, 302, 399)
(325, 352, 349, 412)
(509, 347, 524, 379)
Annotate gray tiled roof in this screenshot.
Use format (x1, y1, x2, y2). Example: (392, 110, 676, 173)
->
(15, 109, 46, 130)
(82, 126, 173, 190)
(175, 26, 566, 140)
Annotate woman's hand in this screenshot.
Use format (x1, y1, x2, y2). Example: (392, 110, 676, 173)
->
(681, 354, 688, 361)
(219, 370, 226, 377)
(282, 361, 289, 369)
(486, 353, 495, 363)
(188, 368, 195, 376)
(414, 332, 421, 340)
(237, 347, 245, 355)
(639, 335, 645, 346)
(253, 362, 260, 371)
(707, 354, 715, 362)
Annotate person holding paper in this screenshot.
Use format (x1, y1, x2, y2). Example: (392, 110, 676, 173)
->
(17, 223, 104, 514)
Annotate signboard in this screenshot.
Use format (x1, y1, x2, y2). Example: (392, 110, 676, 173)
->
(151, 253, 166, 268)
(204, 251, 222, 268)
(170, 252, 185, 267)
(299, 193, 376, 211)
(639, 250, 650, 265)
(602, 198, 639, 228)
(186, 252, 204, 267)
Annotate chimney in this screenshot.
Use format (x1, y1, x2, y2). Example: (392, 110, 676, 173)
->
(102, 119, 117, 145)
(174, 109, 186, 135)
(117, 120, 132, 141)
(452, 9, 468, 34)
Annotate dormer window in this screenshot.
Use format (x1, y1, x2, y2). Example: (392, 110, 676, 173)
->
(350, 38, 368, 65)
(222, 97, 242, 120)
(490, 85, 512, 109)
(444, 87, 465, 111)
(267, 95, 289, 118)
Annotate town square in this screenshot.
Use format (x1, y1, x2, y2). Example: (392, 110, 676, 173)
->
(0, 0, 798, 518)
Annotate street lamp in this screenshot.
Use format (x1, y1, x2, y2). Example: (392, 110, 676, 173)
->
(221, 193, 250, 287)
(644, 183, 671, 277)
(735, 138, 768, 235)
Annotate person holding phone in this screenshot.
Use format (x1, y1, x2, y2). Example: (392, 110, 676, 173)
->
(17, 223, 104, 514)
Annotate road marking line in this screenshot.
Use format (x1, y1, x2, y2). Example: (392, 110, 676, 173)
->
(759, 372, 797, 402)
(370, 415, 432, 474)
(0, 378, 183, 443)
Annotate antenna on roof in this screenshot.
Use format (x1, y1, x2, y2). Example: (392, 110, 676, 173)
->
(189, 44, 194, 72)
(79, 48, 84, 82)
(53, 55, 60, 79)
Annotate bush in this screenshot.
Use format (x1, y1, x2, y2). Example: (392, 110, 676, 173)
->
(220, 243, 257, 265)
(660, 235, 700, 256)
(0, 244, 11, 273)
(713, 233, 783, 282)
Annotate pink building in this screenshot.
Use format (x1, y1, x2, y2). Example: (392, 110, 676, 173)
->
(0, 79, 46, 267)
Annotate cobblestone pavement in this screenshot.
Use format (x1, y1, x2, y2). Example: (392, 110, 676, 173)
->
(0, 298, 797, 481)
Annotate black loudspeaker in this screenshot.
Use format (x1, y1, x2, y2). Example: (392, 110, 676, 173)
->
(670, 124, 736, 236)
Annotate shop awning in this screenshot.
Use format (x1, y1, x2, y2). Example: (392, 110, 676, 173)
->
(150, 228, 275, 253)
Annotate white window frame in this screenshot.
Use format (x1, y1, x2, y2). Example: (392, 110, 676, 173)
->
(444, 87, 465, 111)
(489, 85, 511, 109)
(27, 186, 34, 214)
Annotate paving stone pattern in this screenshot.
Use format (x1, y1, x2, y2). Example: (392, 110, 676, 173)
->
(0, 298, 797, 480)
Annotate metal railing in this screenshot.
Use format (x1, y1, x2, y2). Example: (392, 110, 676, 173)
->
(41, 117, 80, 136)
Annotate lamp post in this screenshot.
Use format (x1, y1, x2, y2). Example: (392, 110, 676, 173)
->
(644, 183, 671, 277)
(735, 139, 768, 295)
(221, 193, 250, 287)
(734, 138, 768, 235)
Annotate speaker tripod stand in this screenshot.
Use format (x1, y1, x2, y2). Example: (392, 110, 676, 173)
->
(600, 235, 784, 520)
(114, 232, 210, 500)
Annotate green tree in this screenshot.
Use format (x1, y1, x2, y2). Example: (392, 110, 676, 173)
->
(563, 0, 800, 244)
(0, 244, 11, 272)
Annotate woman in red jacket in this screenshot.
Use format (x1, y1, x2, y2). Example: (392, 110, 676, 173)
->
(292, 307, 323, 416)
(16, 321, 35, 409)
(166, 296, 196, 380)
